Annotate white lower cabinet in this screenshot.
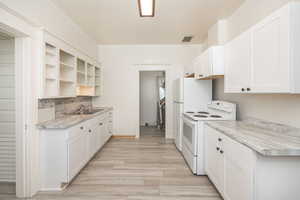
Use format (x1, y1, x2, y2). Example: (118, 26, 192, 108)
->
(68, 133, 87, 181)
(40, 111, 113, 191)
(205, 125, 255, 200)
(205, 126, 224, 194)
(223, 133, 254, 200)
(205, 124, 300, 200)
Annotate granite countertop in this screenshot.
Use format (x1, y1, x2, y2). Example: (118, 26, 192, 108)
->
(205, 119, 300, 156)
(37, 107, 113, 130)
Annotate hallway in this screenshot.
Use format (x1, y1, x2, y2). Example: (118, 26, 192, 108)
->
(1, 130, 221, 200)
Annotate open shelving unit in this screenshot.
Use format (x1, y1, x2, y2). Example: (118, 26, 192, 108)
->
(44, 43, 59, 97)
(95, 66, 102, 96)
(41, 33, 102, 98)
(76, 62, 95, 96)
(87, 63, 95, 86)
(76, 58, 86, 86)
(59, 50, 76, 97)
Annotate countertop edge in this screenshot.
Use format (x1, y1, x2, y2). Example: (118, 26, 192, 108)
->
(37, 107, 113, 130)
(204, 121, 300, 157)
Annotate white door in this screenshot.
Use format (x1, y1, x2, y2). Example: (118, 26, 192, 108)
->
(174, 103, 183, 151)
(102, 115, 111, 144)
(223, 135, 254, 200)
(205, 125, 220, 185)
(173, 102, 178, 149)
(204, 125, 224, 194)
(225, 30, 252, 93)
(68, 133, 86, 181)
(95, 119, 104, 150)
(201, 49, 211, 77)
(224, 157, 253, 200)
(193, 56, 202, 79)
(251, 6, 290, 93)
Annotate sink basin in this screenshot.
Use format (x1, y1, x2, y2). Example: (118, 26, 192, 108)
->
(68, 109, 104, 115)
(83, 109, 104, 114)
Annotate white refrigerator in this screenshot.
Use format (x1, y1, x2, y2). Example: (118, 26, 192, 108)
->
(173, 78, 212, 151)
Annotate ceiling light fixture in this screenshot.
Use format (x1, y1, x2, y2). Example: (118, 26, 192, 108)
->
(138, 0, 155, 17)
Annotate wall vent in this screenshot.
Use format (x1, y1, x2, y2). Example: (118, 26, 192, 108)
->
(182, 36, 193, 43)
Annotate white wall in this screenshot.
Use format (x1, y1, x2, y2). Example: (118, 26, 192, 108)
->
(0, 0, 98, 59)
(94, 45, 202, 138)
(140, 71, 164, 126)
(0, 39, 15, 182)
(212, 0, 300, 128)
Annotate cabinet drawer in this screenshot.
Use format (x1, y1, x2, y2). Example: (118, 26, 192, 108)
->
(223, 135, 255, 171)
(68, 123, 86, 139)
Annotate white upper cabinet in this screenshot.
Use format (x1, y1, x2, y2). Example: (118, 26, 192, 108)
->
(225, 31, 251, 93)
(194, 46, 224, 80)
(38, 31, 102, 98)
(225, 2, 300, 93)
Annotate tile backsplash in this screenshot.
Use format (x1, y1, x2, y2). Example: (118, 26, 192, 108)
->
(38, 97, 92, 120)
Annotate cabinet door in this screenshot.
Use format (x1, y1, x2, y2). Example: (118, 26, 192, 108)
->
(194, 56, 203, 79)
(68, 133, 86, 181)
(251, 6, 290, 93)
(217, 147, 225, 196)
(85, 120, 98, 159)
(205, 126, 221, 188)
(225, 31, 251, 93)
(201, 49, 211, 77)
(96, 119, 104, 149)
(223, 136, 254, 200)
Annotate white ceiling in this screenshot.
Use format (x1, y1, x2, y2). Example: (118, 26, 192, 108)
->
(51, 0, 244, 44)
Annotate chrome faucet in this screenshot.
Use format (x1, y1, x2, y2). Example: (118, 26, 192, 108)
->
(77, 104, 86, 114)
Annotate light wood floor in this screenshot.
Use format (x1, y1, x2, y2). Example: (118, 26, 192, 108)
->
(1, 127, 221, 200)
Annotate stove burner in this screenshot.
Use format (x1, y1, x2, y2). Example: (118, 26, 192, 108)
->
(186, 111, 195, 114)
(194, 115, 208, 118)
(198, 111, 209, 115)
(210, 115, 222, 118)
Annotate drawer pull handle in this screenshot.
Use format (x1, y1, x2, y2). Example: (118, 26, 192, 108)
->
(216, 147, 220, 151)
(241, 88, 245, 92)
(80, 127, 84, 130)
(88, 129, 92, 133)
(99, 123, 103, 126)
(218, 138, 222, 142)
(220, 150, 224, 154)
(247, 88, 251, 91)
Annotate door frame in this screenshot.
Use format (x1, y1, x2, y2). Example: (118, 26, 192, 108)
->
(135, 65, 172, 139)
(0, 5, 39, 198)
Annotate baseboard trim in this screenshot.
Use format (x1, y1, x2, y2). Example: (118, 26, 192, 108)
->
(112, 135, 136, 139)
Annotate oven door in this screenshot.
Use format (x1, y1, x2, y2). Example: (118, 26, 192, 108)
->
(182, 116, 198, 174)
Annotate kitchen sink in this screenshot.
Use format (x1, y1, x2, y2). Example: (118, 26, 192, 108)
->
(68, 108, 104, 115)
(83, 109, 104, 114)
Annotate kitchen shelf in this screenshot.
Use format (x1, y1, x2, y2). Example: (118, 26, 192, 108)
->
(40, 33, 102, 98)
(59, 50, 76, 97)
(60, 79, 74, 83)
(44, 43, 59, 98)
(77, 71, 85, 75)
(46, 51, 56, 56)
(46, 77, 56, 81)
(46, 63, 56, 68)
(60, 62, 75, 69)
